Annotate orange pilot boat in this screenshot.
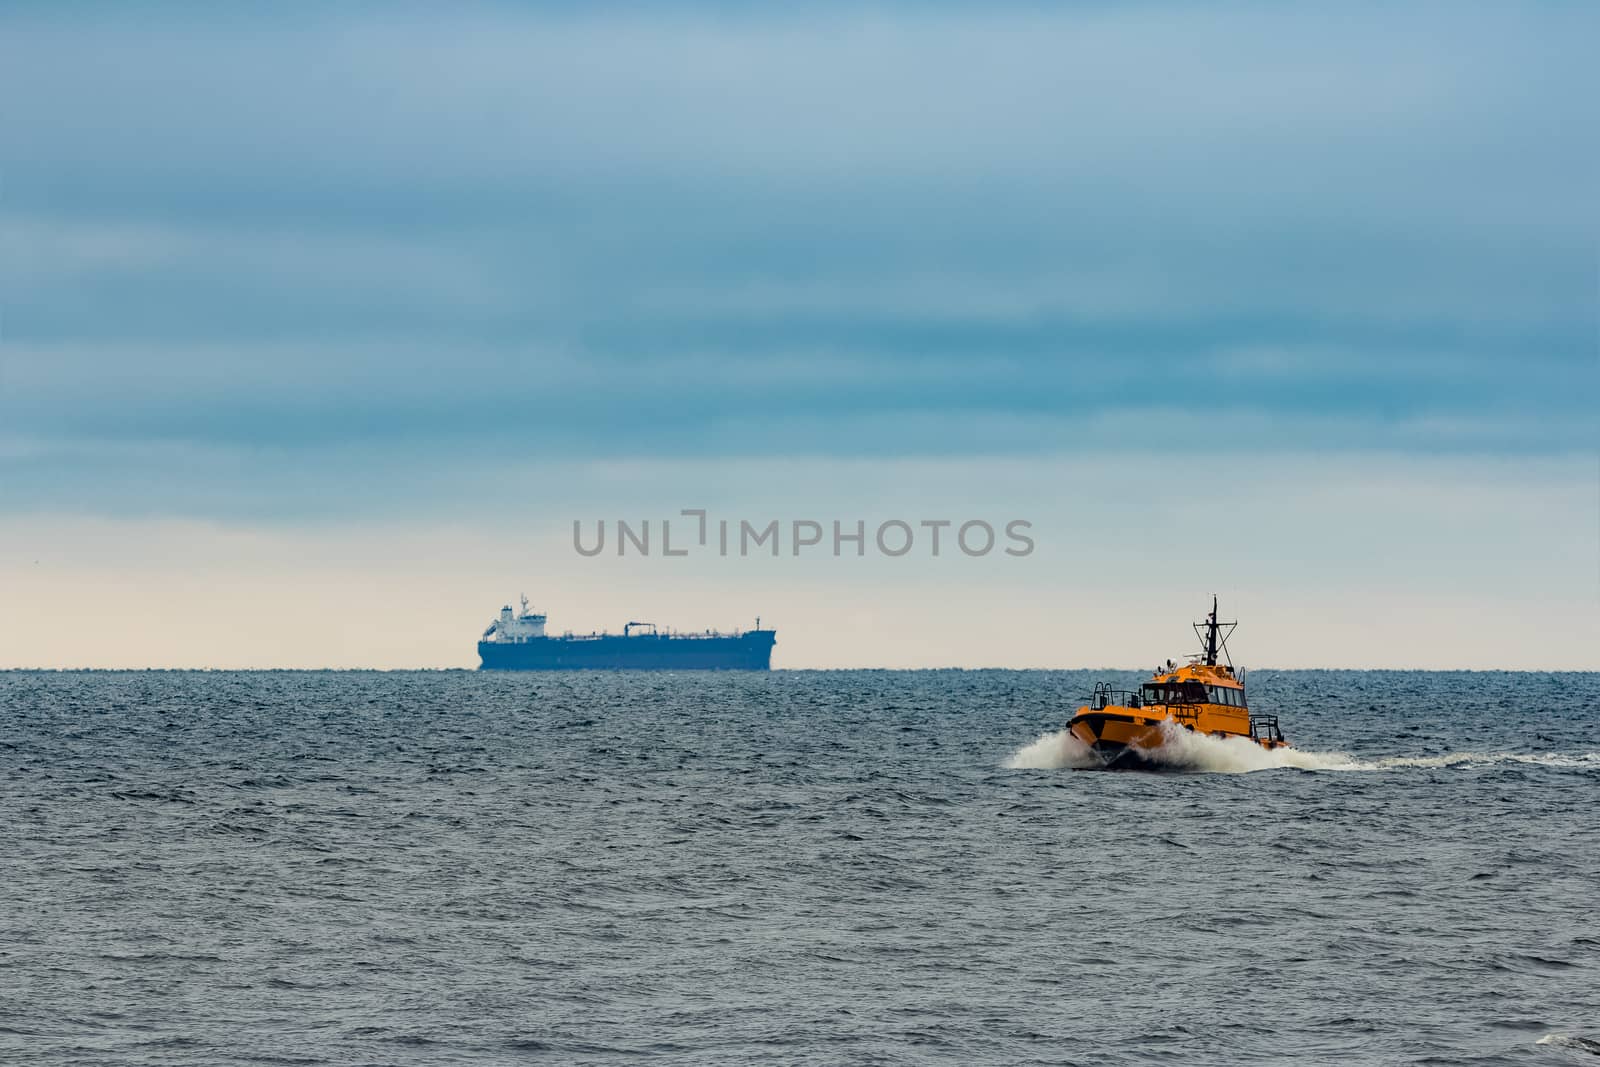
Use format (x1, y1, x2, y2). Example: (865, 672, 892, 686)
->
(1067, 597, 1288, 770)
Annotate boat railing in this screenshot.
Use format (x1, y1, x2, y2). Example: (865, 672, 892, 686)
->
(1088, 682, 1147, 710)
(1249, 715, 1284, 743)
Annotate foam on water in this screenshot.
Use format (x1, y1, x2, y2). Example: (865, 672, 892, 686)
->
(1537, 1033, 1600, 1055)
(1003, 727, 1102, 770)
(1005, 721, 1600, 775)
(1003, 723, 1358, 772)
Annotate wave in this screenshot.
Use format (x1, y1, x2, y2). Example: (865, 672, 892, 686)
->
(1004, 721, 1600, 775)
(1537, 1033, 1600, 1056)
(1005, 727, 1104, 771)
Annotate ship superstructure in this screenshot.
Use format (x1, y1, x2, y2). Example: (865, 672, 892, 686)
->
(478, 596, 776, 670)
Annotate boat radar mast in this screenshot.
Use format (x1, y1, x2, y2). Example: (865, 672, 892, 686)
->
(1194, 594, 1237, 669)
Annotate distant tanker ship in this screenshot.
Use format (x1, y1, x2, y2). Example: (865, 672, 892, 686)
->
(478, 596, 776, 670)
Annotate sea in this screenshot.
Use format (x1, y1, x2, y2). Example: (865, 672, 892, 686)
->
(2, 669, 1597, 1066)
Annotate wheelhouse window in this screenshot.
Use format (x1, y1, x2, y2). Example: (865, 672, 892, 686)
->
(1141, 682, 1210, 704)
(1207, 687, 1247, 707)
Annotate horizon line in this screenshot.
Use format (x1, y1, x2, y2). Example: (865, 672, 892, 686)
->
(4, 665, 1596, 674)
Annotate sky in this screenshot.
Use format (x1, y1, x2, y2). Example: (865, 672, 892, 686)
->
(2, 3, 1597, 668)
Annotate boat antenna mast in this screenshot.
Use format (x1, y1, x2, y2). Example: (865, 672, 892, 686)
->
(1193, 594, 1237, 669)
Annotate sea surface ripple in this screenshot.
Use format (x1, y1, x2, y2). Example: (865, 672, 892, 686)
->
(2, 669, 1597, 1066)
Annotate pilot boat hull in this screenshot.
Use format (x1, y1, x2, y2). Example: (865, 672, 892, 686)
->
(1068, 707, 1289, 771)
(1069, 711, 1169, 769)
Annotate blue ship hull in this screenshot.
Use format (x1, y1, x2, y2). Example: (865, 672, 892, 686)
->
(479, 631, 775, 671)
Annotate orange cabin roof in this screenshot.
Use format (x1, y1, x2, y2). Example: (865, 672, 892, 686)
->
(1151, 661, 1242, 688)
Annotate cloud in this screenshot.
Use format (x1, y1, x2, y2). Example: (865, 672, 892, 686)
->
(1, 3, 1596, 518)
(5, 6, 1594, 200)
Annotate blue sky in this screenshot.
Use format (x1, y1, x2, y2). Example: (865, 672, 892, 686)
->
(1, 4, 1596, 667)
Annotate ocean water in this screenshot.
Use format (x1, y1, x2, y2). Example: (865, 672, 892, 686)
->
(2, 669, 1597, 1066)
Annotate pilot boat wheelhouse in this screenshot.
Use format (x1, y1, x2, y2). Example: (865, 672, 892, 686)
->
(1067, 597, 1287, 769)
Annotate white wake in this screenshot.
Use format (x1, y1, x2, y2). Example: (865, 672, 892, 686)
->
(1004, 721, 1600, 775)
(1536, 1033, 1600, 1056)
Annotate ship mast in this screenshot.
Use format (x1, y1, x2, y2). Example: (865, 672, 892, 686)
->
(1194, 595, 1237, 669)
